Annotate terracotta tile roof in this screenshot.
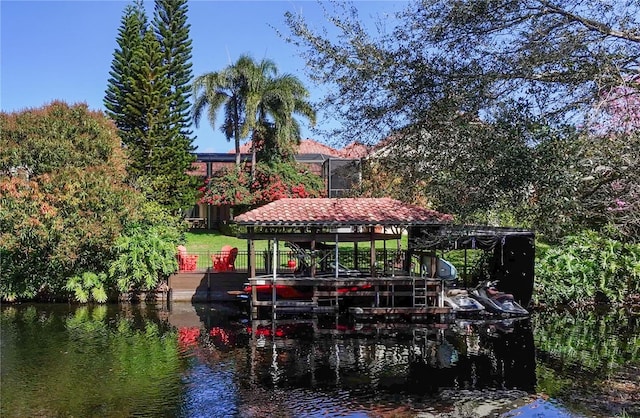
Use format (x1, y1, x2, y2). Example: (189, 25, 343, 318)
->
(298, 139, 343, 156)
(340, 141, 370, 158)
(232, 139, 369, 158)
(234, 198, 453, 226)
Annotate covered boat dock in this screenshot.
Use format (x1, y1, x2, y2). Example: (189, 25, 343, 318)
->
(233, 198, 534, 321)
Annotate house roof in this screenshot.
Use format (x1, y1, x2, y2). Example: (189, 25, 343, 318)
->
(299, 139, 344, 156)
(234, 197, 453, 227)
(232, 138, 370, 159)
(340, 142, 370, 158)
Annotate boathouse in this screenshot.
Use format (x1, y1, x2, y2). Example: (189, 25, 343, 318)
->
(169, 197, 535, 321)
(232, 197, 452, 319)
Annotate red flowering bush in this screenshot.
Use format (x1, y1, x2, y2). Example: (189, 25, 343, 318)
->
(200, 161, 324, 207)
(199, 168, 251, 206)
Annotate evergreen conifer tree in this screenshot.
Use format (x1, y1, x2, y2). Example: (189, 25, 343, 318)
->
(104, 1, 147, 146)
(105, 0, 197, 213)
(153, 0, 193, 141)
(152, 0, 198, 212)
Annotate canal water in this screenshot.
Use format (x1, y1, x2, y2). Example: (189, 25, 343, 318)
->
(1, 302, 638, 417)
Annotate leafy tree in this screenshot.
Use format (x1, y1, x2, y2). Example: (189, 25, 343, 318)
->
(531, 84, 640, 242)
(0, 103, 137, 300)
(284, 1, 640, 238)
(285, 0, 640, 143)
(584, 77, 640, 241)
(105, 0, 197, 213)
(0, 102, 182, 302)
(357, 102, 537, 224)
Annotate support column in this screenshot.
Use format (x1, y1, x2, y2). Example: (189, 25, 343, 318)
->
(310, 228, 317, 278)
(248, 227, 256, 277)
(369, 227, 376, 277)
(272, 238, 278, 320)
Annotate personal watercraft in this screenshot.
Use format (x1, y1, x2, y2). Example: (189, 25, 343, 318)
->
(442, 287, 486, 314)
(470, 280, 529, 317)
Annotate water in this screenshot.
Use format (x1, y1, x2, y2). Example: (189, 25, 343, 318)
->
(1, 302, 638, 417)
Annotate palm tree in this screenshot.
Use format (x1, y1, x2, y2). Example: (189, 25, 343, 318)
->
(192, 57, 248, 167)
(241, 59, 316, 176)
(193, 55, 316, 172)
(236, 57, 278, 174)
(258, 73, 316, 162)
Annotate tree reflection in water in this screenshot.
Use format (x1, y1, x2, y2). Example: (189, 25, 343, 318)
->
(533, 308, 640, 417)
(2, 303, 637, 417)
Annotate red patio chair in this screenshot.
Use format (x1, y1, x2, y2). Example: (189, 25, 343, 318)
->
(176, 245, 199, 272)
(212, 245, 238, 272)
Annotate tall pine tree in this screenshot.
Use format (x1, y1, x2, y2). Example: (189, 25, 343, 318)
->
(153, 0, 193, 141)
(152, 0, 197, 212)
(104, 1, 147, 146)
(104, 0, 197, 214)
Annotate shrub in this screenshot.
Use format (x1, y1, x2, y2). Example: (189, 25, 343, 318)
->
(535, 230, 640, 306)
(200, 161, 325, 207)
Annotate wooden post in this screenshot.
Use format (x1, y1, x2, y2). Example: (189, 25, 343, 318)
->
(334, 233, 339, 279)
(251, 276, 258, 320)
(407, 227, 415, 277)
(354, 241, 359, 271)
(249, 227, 256, 277)
(370, 227, 376, 277)
(310, 228, 316, 278)
(334, 233, 339, 307)
(248, 227, 258, 320)
(383, 239, 388, 276)
(463, 248, 468, 287)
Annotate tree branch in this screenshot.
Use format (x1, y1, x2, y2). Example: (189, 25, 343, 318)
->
(539, 0, 640, 43)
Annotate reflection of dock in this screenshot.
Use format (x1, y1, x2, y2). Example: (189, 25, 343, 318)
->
(243, 315, 536, 396)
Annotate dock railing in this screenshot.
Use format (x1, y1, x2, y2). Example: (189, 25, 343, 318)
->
(175, 249, 412, 276)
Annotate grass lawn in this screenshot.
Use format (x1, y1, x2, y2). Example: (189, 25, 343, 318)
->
(183, 229, 408, 253)
(183, 230, 485, 277)
(183, 230, 293, 252)
(183, 230, 247, 253)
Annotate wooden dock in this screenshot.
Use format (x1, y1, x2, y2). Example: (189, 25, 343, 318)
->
(168, 270, 247, 302)
(247, 275, 452, 320)
(167, 270, 453, 322)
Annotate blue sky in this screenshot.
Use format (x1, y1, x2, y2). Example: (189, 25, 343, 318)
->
(1, 1, 404, 152)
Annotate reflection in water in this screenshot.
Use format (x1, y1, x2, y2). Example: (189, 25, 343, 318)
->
(3, 302, 637, 417)
(232, 317, 537, 416)
(1, 303, 184, 418)
(533, 308, 640, 417)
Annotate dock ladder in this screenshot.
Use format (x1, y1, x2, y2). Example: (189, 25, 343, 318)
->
(412, 277, 441, 307)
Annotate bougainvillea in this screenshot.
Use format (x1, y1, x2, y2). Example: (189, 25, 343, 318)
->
(199, 161, 324, 207)
(199, 168, 251, 206)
